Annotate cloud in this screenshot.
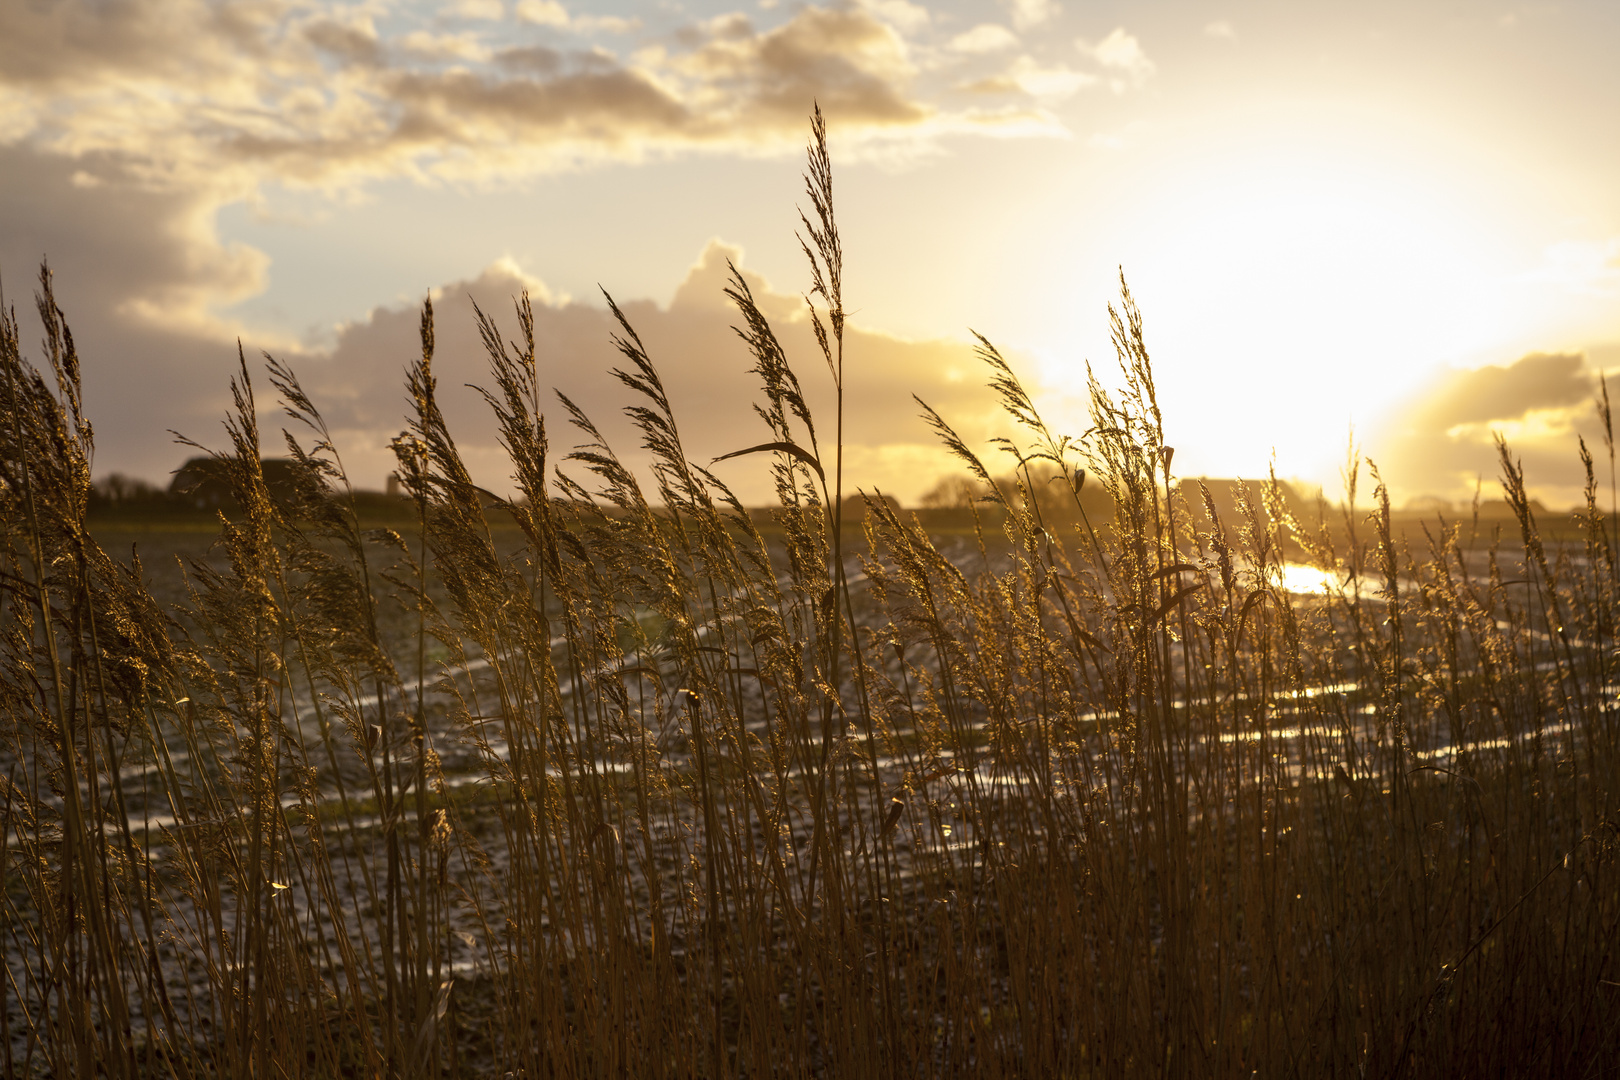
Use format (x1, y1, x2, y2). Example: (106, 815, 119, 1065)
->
(0, 0, 1069, 499)
(0, 144, 271, 345)
(1, 1, 1015, 199)
(1205, 21, 1236, 41)
(856, 0, 930, 35)
(665, 7, 928, 130)
(1, 149, 1016, 503)
(1414, 352, 1592, 430)
(399, 30, 494, 63)
(1076, 28, 1156, 90)
(1376, 350, 1616, 508)
(493, 44, 564, 75)
(453, 0, 506, 20)
(0, 0, 1065, 212)
(1524, 238, 1620, 298)
(304, 19, 385, 67)
(514, 1, 639, 34)
(949, 25, 1020, 55)
(515, 1, 569, 27)
(0, 0, 255, 91)
(999, 0, 1060, 33)
(962, 56, 1096, 101)
(259, 240, 1012, 503)
(0, 144, 264, 482)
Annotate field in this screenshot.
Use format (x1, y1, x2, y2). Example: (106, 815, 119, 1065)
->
(4, 115, 1619, 1078)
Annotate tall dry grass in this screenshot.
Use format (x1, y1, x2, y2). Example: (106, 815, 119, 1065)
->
(2, 109, 1618, 1077)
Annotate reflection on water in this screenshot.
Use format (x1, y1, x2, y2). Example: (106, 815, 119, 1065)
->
(1276, 563, 1340, 595)
(1274, 561, 1426, 598)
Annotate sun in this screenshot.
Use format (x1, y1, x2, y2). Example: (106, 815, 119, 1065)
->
(1038, 110, 1562, 492)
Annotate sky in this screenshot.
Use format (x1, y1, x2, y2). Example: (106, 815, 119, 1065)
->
(4, 0, 1620, 510)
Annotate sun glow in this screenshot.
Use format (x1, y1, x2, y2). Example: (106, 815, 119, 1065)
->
(1276, 563, 1341, 596)
(1141, 164, 1510, 418)
(1038, 112, 1574, 492)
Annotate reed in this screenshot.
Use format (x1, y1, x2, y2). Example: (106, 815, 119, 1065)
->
(2, 110, 1617, 1078)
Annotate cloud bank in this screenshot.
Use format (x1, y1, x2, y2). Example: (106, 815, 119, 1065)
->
(0, 0, 1080, 357)
(1, 0, 1072, 198)
(7, 228, 1019, 504)
(292, 239, 1009, 503)
(0, 0, 1152, 499)
(1376, 349, 1620, 510)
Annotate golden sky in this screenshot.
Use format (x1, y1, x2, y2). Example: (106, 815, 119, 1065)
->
(4, 0, 1618, 508)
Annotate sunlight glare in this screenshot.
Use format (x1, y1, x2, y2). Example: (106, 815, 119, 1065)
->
(1276, 563, 1340, 596)
(1043, 118, 1563, 490)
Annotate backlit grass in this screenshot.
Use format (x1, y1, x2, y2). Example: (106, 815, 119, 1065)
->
(3, 110, 1617, 1078)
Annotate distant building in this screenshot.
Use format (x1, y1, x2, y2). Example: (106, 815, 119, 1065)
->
(169, 456, 300, 509)
(840, 492, 902, 522)
(1404, 494, 1455, 516)
(1471, 497, 1550, 521)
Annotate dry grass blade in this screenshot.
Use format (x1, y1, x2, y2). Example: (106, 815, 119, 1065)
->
(712, 440, 825, 480)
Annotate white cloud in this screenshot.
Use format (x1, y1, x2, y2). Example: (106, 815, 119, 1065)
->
(963, 55, 1095, 101)
(514, 1, 638, 33)
(5, 141, 1009, 502)
(1525, 238, 1620, 297)
(400, 30, 493, 63)
(515, 0, 569, 27)
(1205, 20, 1236, 40)
(1377, 350, 1609, 508)
(858, 0, 930, 35)
(256, 241, 999, 503)
(949, 24, 1019, 54)
(0, 0, 1065, 445)
(0, 0, 1040, 204)
(662, 7, 927, 131)
(1076, 28, 1155, 89)
(999, 0, 1060, 32)
(575, 14, 640, 34)
(451, 0, 505, 20)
